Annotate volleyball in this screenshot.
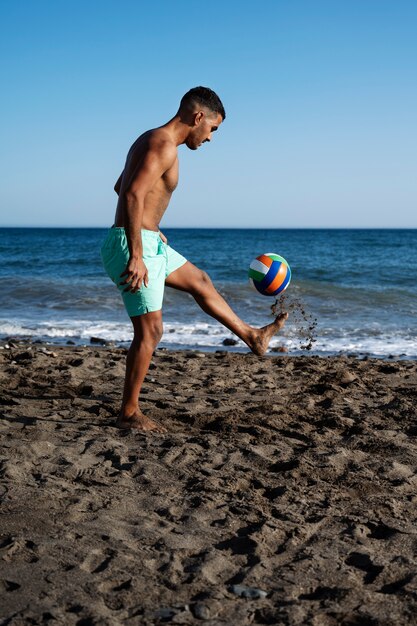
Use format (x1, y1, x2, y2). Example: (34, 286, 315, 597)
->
(248, 253, 291, 296)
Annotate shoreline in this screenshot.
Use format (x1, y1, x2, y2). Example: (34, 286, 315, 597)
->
(1, 342, 417, 624)
(1, 337, 415, 361)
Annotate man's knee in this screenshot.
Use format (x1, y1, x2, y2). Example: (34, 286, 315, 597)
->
(148, 318, 163, 343)
(132, 313, 163, 344)
(192, 269, 213, 296)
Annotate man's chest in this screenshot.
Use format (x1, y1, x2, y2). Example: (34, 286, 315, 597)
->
(162, 158, 179, 193)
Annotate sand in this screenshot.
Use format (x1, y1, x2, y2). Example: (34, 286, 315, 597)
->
(1, 341, 417, 625)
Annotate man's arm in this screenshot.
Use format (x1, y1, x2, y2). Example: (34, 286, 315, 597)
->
(120, 141, 177, 293)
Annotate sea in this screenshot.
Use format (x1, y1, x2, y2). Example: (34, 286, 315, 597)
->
(1, 228, 416, 358)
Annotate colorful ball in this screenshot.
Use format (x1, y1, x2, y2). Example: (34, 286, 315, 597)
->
(248, 252, 291, 296)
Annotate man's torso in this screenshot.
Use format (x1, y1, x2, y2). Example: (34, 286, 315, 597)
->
(114, 129, 178, 231)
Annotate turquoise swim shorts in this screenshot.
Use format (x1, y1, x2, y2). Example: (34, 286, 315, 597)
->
(101, 227, 187, 317)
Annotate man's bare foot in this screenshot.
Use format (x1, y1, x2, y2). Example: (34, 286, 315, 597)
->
(249, 312, 289, 356)
(116, 410, 167, 433)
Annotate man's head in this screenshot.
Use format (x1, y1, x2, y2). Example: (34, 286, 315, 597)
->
(178, 86, 225, 150)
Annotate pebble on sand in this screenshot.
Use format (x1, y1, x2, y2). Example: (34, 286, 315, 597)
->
(90, 336, 109, 345)
(230, 584, 268, 599)
(222, 337, 238, 346)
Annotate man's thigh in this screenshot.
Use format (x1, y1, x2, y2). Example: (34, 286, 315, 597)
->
(165, 261, 206, 293)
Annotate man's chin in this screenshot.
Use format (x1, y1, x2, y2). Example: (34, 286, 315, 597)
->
(185, 139, 199, 150)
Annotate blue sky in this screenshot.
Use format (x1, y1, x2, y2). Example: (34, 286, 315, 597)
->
(1, 0, 416, 228)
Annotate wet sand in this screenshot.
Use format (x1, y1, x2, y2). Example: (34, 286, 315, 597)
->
(1, 341, 417, 625)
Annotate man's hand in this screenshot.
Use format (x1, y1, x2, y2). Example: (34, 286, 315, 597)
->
(120, 257, 148, 293)
(159, 231, 168, 244)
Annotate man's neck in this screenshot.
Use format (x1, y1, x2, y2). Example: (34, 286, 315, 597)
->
(161, 116, 190, 147)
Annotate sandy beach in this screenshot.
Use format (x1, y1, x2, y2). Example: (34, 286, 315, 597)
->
(1, 341, 417, 625)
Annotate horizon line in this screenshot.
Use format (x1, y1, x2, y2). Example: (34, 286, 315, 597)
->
(0, 225, 416, 230)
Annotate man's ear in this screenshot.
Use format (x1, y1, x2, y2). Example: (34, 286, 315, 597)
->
(194, 110, 204, 126)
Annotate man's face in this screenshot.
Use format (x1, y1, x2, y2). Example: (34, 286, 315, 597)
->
(186, 111, 223, 150)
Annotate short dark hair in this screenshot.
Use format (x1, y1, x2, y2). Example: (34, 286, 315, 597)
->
(180, 86, 226, 120)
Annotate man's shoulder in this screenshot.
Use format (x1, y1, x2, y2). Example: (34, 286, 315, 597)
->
(147, 128, 177, 153)
(143, 129, 177, 168)
(129, 128, 177, 170)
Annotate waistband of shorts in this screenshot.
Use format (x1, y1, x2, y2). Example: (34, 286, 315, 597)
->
(110, 226, 161, 239)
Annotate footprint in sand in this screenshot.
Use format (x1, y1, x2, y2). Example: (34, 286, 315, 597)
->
(345, 552, 384, 584)
(79, 548, 115, 574)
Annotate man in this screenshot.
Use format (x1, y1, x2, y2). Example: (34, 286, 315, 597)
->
(101, 86, 287, 433)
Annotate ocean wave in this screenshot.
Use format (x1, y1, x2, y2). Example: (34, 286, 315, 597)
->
(2, 277, 415, 320)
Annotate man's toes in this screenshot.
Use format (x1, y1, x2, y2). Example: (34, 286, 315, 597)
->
(146, 419, 167, 433)
(275, 312, 288, 327)
(152, 421, 167, 433)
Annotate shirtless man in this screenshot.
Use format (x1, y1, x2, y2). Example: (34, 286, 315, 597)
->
(101, 86, 288, 432)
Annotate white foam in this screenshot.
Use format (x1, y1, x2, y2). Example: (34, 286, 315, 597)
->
(1, 318, 416, 357)
(0, 319, 133, 342)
